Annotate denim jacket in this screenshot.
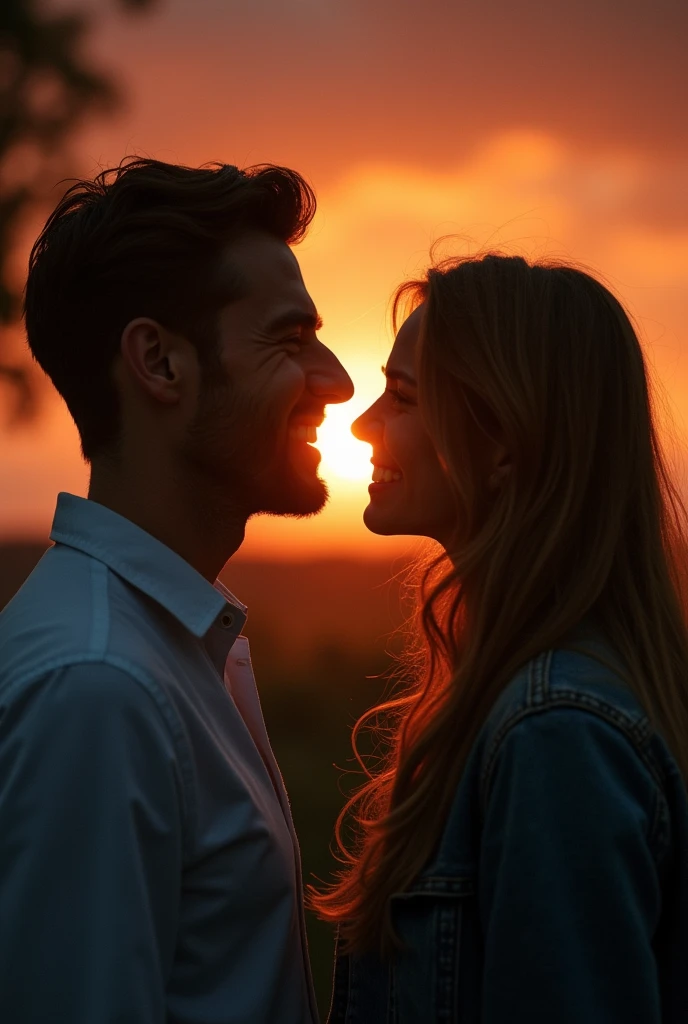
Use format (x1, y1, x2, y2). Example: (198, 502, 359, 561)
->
(329, 636, 688, 1023)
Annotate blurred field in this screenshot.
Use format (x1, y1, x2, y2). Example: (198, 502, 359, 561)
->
(1, 543, 411, 1017)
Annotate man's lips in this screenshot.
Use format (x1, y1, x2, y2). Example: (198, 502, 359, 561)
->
(288, 413, 325, 444)
(289, 424, 318, 443)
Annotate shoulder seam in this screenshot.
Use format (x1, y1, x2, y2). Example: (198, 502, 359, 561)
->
(479, 661, 671, 865)
(89, 558, 110, 658)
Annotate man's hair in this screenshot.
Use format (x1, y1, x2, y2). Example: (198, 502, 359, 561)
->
(24, 157, 317, 460)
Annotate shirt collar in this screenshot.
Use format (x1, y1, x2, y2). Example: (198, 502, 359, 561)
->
(49, 492, 247, 640)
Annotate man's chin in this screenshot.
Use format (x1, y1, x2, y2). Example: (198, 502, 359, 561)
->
(252, 474, 329, 518)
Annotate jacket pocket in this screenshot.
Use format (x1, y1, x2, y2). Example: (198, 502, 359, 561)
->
(389, 875, 481, 1024)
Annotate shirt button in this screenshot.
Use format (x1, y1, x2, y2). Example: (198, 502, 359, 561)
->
(220, 612, 235, 629)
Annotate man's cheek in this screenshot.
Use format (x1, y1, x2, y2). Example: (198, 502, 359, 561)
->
(277, 360, 308, 399)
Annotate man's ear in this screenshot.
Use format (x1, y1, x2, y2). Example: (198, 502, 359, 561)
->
(118, 318, 196, 404)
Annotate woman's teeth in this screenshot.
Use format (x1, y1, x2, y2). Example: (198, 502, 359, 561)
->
(290, 425, 318, 443)
(372, 467, 402, 483)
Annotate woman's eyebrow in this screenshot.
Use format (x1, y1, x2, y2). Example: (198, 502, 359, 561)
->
(381, 365, 417, 387)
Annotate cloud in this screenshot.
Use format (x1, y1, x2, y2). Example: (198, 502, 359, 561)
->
(81, 0, 688, 187)
(5, 128, 688, 554)
(299, 131, 688, 341)
(294, 130, 688, 464)
(263, 130, 688, 556)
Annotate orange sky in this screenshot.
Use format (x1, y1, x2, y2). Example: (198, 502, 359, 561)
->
(2, 0, 687, 559)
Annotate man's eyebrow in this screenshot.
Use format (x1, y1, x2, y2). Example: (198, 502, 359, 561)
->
(266, 309, 324, 334)
(381, 365, 417, 387)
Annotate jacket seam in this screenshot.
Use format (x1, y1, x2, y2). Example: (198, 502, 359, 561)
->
(479, 667, 671, 867)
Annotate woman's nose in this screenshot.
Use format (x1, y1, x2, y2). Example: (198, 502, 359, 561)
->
(351, 403, 378, 442)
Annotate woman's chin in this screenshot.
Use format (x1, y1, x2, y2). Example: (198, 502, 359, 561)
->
(362, 504, 395, 536)
(362, 504, 445, 543)
(362, 504, 412, 537)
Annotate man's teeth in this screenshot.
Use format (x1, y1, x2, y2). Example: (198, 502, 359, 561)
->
(290, 425, 318, 443)
(372, 467, 402, 483)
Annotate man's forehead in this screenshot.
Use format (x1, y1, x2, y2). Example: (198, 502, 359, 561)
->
(218, 233, 318, 327)
(255, 275, 319, 329)
(222, 231, 303, 285)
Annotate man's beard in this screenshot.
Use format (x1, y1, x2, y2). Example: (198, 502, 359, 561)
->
(181, 373, 329, 519)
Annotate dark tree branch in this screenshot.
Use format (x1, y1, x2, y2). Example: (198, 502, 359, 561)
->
(0, 0, 156, 424)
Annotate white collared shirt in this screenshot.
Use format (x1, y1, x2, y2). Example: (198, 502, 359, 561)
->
(0, 492, 318, 1023)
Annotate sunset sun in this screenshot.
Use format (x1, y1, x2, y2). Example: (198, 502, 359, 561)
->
(315, 404, 372, 482)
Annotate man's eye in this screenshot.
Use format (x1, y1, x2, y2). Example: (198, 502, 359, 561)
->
(282, 335, 303, 347)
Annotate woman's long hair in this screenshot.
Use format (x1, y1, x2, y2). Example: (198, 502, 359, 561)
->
(309, 253, 688, 955)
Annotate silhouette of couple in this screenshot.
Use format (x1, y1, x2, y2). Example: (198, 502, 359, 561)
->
(2, 158, 688, 1023)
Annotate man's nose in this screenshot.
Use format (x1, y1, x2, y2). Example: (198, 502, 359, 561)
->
(307, 346, 355, 405)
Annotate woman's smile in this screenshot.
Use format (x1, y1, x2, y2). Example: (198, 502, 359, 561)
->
(370, 461, 402, 487)
(352, 307, 457, 542)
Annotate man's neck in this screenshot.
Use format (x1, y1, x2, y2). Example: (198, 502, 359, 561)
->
(88, 459, 247, 583)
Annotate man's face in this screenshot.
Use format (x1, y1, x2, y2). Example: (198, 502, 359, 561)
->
(182, 231, 354, 518)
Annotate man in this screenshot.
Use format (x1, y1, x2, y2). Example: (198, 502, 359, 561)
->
(0, 158, 353, 1022)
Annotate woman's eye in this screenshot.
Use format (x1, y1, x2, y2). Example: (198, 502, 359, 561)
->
(386, 387, 411, 405)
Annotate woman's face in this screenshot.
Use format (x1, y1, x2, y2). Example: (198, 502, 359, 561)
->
(352, 306, 457, 544)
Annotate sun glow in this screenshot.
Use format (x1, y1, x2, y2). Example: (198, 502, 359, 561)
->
(316, 403, 373, 482)
(6, 133, 688, 555)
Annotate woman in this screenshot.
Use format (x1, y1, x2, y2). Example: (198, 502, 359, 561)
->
(311, 254, 688, 1022)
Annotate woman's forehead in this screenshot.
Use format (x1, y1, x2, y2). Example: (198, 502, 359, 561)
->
(391, 305, 425, 364)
